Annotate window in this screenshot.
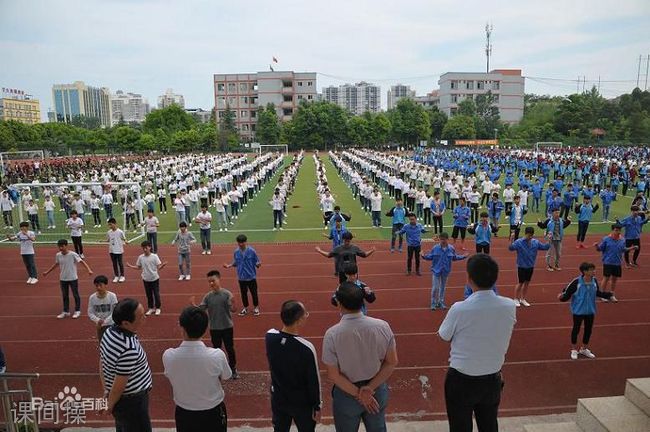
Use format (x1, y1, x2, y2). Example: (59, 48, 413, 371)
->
(283, 95, 292, 102)
(298, 81, 303, 86)
(242, 124, 250, 131)
(227, 96, 236, 106)
(239, 83, 248, 92)
(240, 97, 248, 104)
(251, 111, 257, 119)
(251, 96, 258, 105)
(217, 97, 226, 108)
(466, 94, 473, 101)
(493, 95, 500, 103)
(466, 81, 474, 90)
(217, 83, 225, 92)
(450, 80, 458, 89)
(477, 81, 484, 90)
(282, 80, 292, 88)
(241, 110, 248, 118)
(307, 95, 313, 100)
(451, 94, 458, 103)
(251, 124, 256, 131)
(252, 82, 258, 91)
(283, 108, 293, 116)
(218, 111, 225, 119)
(450, 107, 458, 116)
(493, 81, 500, 90)
(227, 83, 236, 92)
(307, 81, 313, 86)
(297, 95, 303, 100)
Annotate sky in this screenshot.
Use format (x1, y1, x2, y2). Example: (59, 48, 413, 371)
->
(1, 0, 649, 122)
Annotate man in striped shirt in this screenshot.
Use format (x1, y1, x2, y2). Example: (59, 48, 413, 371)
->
(100, 298, 153, 432)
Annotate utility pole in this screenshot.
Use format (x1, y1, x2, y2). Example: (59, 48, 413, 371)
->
(485, 23, 493, 73)
(645, 54, 649, 90)
(577, 76, 580, 93)
(638, 55, 642, 88)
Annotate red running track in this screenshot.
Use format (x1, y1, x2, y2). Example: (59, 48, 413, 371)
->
(1, 235, 649, 428)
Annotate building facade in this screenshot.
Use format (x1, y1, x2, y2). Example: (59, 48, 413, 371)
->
(413, 90, 440, 109)
(0, 92, 41, 125)
(322, 82, 381, 115)
(157, 88, 185, 109)
(437, 69, 525, 123)
(52, 81, 112, 127)
(185, 108, 212, 123)
(387, 84, 415, 110)
(111, 90, 149, 125)
(213, 71, 317, 139)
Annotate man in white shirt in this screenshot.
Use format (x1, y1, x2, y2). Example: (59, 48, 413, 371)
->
(163, 306, 232, 432)
(438, 254, 516, 432)
(370, 188, 383, 227)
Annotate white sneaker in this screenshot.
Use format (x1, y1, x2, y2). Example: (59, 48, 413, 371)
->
(520, 299, 531, 307)
(514, 299, 521, 307)
(570, 350, 578, 360)
(219, 228, 223, 232)
(155, 309, 161, 316)
(30, 278, 38, 284)
(57, 312, 70, 319)
(118, 276, 125, 283)
(178, 275, 185, 281)
(207, 250, 211, 255)
(72, 311, 81, 319)
(224, 228, 228, 231)
(202, 251, 207, 255)
(579, 348, 596, 359)
(610, 295, 619, 303)
(84, 230, 88, 234)
(272, 227, 277, 231)
(279, 227, 284, 230)
(185, 275, 191, 281)
(27, 278, 33, 284)
(145, 309, 154, 315)
(113, 276, 119, 283)
(80, 254, 85, 259)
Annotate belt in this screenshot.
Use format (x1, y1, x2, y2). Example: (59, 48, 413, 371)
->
(448, 368, 501, 380)
(121, 388, 151, 399)
(352, 380, 371, 387)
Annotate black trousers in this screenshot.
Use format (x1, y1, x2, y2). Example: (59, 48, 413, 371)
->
(113, 391, 152, 432)
(571, 314, 594, 345)
(239, 279, 259, 308)
(625, 238, 641, 264)
(110, 253, 124, 277)
(143, 279, 161, 309)
(60, 280, 81, 312)
(72, 235, 83, 255)
(210, 328, 237, 369)
(271, 398, 316, 432)
(175, 402, 227, 432)
(476, 243, 490, 254)
(432, 215, 443, 234)
(407, 246, 421, 272)
(146, 232, 158, 254)
(577, 221, 589, 242)
(445, 368, 503, 432)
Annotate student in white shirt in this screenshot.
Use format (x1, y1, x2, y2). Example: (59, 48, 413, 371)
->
(370, 188, 383, 227)
(67, 210, 85, 258)
(157, 187, 168, 214)
(106, 218, 127, 283)
(194, 205, 213, 254)
(89, 194, 101, 228)
(44, 195, 56, 229)
(214, 193, 228, 231)
(26, 199, 41, 233)
(88, 275, 118, 342)
(143, 209, 160, 254)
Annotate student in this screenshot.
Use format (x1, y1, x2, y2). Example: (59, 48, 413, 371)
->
(214, 192, 229, 232)
(1, 190, 15, 229)
(558, 262, 613, 360)
(66, 210, 85, 258)
(422, 192, 433, 228)
(505, 195, 527, 242)
(172, 222, 196, 281)
(487, 192, 504, 236)
(468, 185, 481, 224)
(593, 223, 637, 303)
(538, 209, 571, 272)
(422, 232, 467, 310)
(270, 189, 285, 231)
(330, 262, 376, 315)
(192, 269, 239, 379)
(89, 193, 101, 228)
(399, 213, 427, 275)
(26, 199, 41, 233)
(106, 217, 127, 283)
(174, 193, 187, 225)
(370, 188, 383, 228)
(451, 197, 471, 250)
(508, 226, 551, 307)
(386, 198, 407, 252)
(43, 239, 94, 319)
(617, 205, 649, 268)
(143, 209, 160, 254)
(316, 231, 376, 284)
(44, 195, 57, 229)
(467, 212, 498, 254)
(127, 240, 167, 316)
(223, 234, 262, 316)
(575, 196, 599, 249)
(87, 275, 118, 342)
(194, 205, 213, 255)
(6, 221, 38, 284)
(430, 191, 446, 235)
(561, 184, 576, 220)
(157, 186, 168, 215)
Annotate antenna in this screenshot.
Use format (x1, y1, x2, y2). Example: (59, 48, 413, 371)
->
(485, 23, 493, 73)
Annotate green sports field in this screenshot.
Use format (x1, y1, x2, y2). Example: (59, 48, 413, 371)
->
(2, 153, 640, 246)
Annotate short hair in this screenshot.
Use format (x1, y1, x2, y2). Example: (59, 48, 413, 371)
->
(434, 191, 440, 196)
(93, 275, 109, 285)
(492, 193, 499, 197)
(236, 234, 247, 243)
(19, 221, 29, 228)
(280, 300, 305, 326)
(179, 221, 187, 228)
(334, 281, 364, 311)
(343, 262, 358, 275)
(459, 197, 466, 202)
(112, 298, 140, 326)
(70, 210, 78, 215)
(147, 208, 154, 213)
(141, 240, 151, 248)
(206, 269, 221, 278)
(579, 262, 596, 274)
(438, 232, 449, 240)
(611, 223, 623, 230)
(334, 205, 341, 211)
(480, 212, 488, 218)
(341, 231, 353, 240)
(107, 217, 117, 224)
(524, 226, 534, 235)
(407, 212, 416, 218)
(631, 205, 640, 211)
(179, 306, 209, 339)
(466, 254, 499, 289)
(57, 239, 68, 246)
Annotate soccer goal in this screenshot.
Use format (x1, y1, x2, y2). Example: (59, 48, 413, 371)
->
(535, 142, 563, 153)
(3, 182, 145, 244)
(258, 144, 289, 155)
(0, 150, 45, 176)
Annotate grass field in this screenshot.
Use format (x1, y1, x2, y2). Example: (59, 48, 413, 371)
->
(1, 152, 642, 247)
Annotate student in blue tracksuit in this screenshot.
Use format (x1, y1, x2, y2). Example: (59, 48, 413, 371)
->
(561, 184, 576, 220)
(487, 193, 504, 236)
(599, 185, 616, 222)
(421, 232, 467, 310)
(331, 262, 376, 315)
(508, 226, 550, 307)
(574, 196, 599, 249)
(558, 262, 613, 360)
(593, 223, 637, 303)
(451, 197, 471, 250)
(467, 212, 498, 254)
(617, 205, 649, 267)
(386, 198, 407, 253)
(399, 213, 427, 275)
(531, 181, 543, 213)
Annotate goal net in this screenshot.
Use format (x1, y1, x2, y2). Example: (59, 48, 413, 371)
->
(2, 182, 145, 244)
(535, 142, 563, 153)
(258, 144, 289, 155)
(0, 150, 46, 177)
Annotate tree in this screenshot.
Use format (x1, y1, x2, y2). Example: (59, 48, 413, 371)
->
(111, 126, 141, 152)
(217, 105, 238, 151)
(457, 99, 476, 117)
(347, 115, 370, 146)
(371, 112, 391, 147)
(143, 105, 196, 135)
(287, 101, 349, 150)
(70, 115, 101, 130)
(428, 107, 448, 140)
(390, 98, 431, 146)
(256, 104, 281, 145)
(442, 115, 476, 140)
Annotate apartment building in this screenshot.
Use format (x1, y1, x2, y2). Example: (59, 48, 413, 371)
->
(111, 90, 149, 125)
(157, 88, 185, 109)
(52, 81, 112, 127)
(322, 82, 381, 115)
(387, 84, 416, 110)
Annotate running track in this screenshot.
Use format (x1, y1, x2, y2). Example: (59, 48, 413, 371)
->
(1, 234, 649, 428)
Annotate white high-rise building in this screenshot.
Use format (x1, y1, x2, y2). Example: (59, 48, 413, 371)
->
(322, 82, 381, 115)
(52, 81, 112, 127)
(157, 88, 185, 109)
(437, 69, 525, 123)
(387, 84, 416, 110)
(111, 90, 150, 125)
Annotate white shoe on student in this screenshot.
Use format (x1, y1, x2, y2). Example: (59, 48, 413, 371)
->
(207, 251, 211, 255)
(72, 311, 81, 319)
(202, 251, 207, 255)
(27, 278, 33, 284)
(179, 275, 185, 281)
(30, 278, 38, 284)
(185, 275, 191, 281)
(570, 349, 578, 360)
(113, 277, 119, 283)
(514, 299, 521, 307)
(118, 276, 125, 283)
(520, 299, 531, 307)
(155, 309, 161, 316)
(57, 312, 70, 319)
(579, 348, 596, 359)
(145, 309, 154, 316)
